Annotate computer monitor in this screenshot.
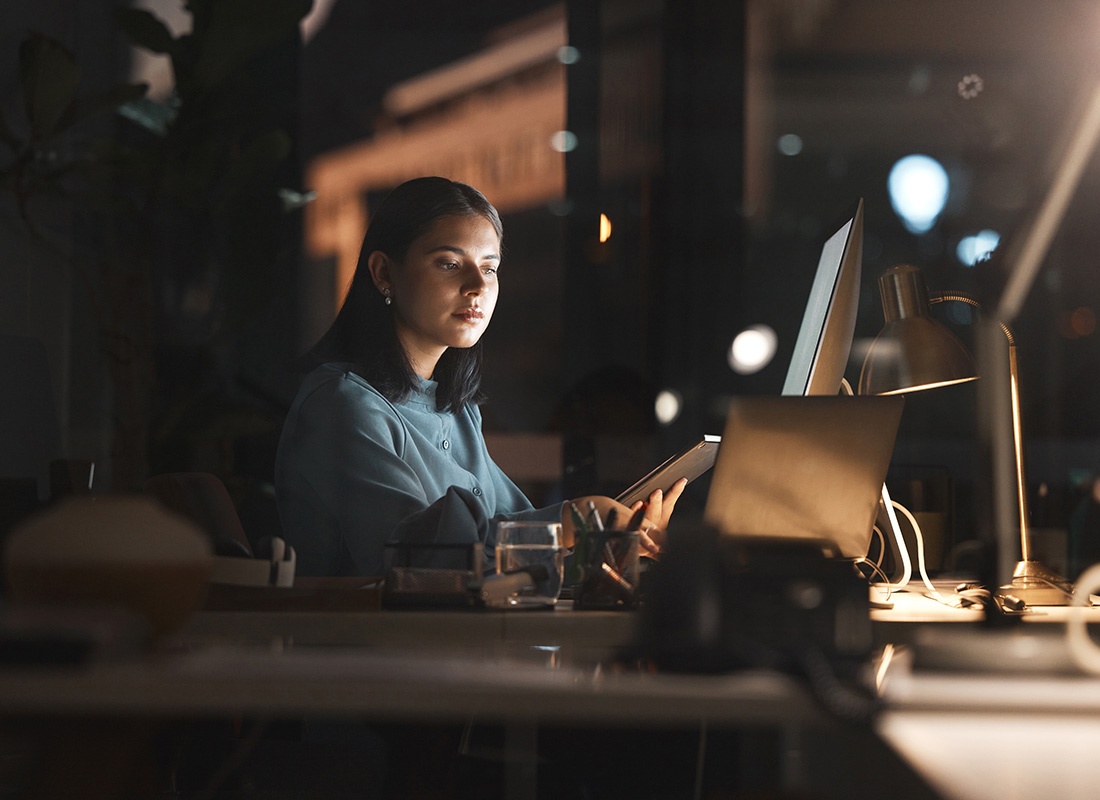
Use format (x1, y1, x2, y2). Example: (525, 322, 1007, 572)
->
(781, 198, 865, 396)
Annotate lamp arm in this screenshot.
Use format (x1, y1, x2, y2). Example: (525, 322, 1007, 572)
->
(929, 292, 1031, 560)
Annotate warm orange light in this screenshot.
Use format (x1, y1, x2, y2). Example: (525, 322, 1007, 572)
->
(1059, 306, 1097, 339)
(1071, 306, 1096, 337)
(599, 213, 612, 243)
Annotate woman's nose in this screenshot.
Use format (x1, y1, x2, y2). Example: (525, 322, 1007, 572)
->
(462, 266, 487, 293)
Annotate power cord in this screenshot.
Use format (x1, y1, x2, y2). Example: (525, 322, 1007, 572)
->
(796, 645, 879, 725)
(866, 497, 996, 610)
(888, 501, 954, 604)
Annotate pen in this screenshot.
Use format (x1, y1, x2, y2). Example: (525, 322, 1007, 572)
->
(569, 501, 589, 584)
(600, 561, 635, 599)
(587, 500, 604, 532)
(587, 499, 621, 573)
(569, 501, 589, 535)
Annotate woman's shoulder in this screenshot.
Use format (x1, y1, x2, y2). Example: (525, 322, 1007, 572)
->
(296, 363, 395, 413)
(460, 400, 483, 425)
(282, 363, 409, 460)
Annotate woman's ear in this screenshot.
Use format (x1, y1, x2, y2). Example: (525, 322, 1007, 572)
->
(366, 251, 392, 295)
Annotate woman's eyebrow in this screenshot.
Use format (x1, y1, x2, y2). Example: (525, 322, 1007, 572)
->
(428, 245, 500, 261)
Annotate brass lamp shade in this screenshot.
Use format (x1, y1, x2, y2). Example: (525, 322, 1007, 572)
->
(858, 264, 979, 395)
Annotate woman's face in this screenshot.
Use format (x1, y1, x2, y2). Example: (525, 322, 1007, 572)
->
(378, 213, 501, 378)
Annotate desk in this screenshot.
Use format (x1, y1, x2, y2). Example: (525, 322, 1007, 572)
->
(0, 604, 942, 800)
(0, 646, 822, 726)
(10, 592, 1100, 800)
(177, 603, 638, 657)
(0, 637, 929, 800)
(877, 644, 1100, 800)
(871, 586, 1100, 624)
(869, 590, 1100, 800)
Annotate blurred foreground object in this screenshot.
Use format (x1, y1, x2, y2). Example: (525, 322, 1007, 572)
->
(4, 495, 212, 637)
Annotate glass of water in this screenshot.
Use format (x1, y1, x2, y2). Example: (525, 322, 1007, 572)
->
(493, 521, 564, 607)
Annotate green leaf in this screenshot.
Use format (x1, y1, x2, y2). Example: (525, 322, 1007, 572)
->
(277, 188, 316, 212)
(114, 8, 178, 55)
(117, 96, 177, 136)
(55, 82, 149, 135)
(19, 32, 81, 143)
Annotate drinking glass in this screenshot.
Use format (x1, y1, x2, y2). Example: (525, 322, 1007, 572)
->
(493, 521, 564, 607)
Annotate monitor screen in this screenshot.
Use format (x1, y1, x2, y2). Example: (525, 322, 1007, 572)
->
(781, 199, 865, 396)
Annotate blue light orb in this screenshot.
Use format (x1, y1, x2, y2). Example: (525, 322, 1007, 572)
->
(888, 154, 950, 234)
(777, 133, 803, 156)
(956, 229, 1001, 267)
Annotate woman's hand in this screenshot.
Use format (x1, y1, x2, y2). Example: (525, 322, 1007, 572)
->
(562, 477, 687, 558)
(628, 477, 687, 557)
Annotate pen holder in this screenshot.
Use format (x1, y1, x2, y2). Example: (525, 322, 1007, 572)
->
(573, 530, 640, 610)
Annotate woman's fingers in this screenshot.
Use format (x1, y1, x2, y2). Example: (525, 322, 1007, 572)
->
(665, 477, 688, 504)
(632, 477, 689, 558)
(638, 527, 661, 556)
(657, 479, 685, 528)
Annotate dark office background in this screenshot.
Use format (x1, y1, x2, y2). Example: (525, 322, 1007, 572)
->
(5, 0, 1100, 569)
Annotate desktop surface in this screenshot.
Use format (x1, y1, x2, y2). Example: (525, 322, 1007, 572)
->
(874, 631, 1100, 800)
(7, 590, 1100, 800)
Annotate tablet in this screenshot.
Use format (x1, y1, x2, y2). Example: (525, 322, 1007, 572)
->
(616, 435, 721, 507)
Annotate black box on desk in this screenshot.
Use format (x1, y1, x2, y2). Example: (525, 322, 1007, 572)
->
(635, 526, 873, 678)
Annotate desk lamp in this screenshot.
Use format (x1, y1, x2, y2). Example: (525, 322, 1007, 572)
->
(859, 264, 1072, 605)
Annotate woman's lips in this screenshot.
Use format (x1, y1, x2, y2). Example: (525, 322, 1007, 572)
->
(455, 308, 485, 322)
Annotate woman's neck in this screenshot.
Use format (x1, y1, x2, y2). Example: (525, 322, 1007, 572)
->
(393, 326, 444, 380)
(408, 349, 443, 381)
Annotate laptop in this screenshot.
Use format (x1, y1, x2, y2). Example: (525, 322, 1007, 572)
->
(703, 395, 904, 559)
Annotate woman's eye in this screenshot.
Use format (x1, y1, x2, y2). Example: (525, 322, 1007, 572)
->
(439, 262, 459, 270)
(482, 266, 498, 276)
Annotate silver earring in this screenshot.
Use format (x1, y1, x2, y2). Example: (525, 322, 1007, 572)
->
(383, 288, 392, 306)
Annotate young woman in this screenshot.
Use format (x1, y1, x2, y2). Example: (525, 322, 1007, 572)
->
(275, 177, 684, 577)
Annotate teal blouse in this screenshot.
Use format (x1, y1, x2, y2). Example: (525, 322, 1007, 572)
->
(275, 363, 564, 577)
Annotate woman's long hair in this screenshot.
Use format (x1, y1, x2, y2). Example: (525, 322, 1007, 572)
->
(305, 177, 503, 412)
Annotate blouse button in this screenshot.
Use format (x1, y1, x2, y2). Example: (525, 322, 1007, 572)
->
(472, 487, 483, 497)
(441, 439, 450, 450)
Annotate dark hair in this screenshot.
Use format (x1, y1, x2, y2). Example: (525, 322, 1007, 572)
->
(305, 177, 503, 412)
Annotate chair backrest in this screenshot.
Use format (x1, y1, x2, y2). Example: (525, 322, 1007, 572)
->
(143, 472, 253, 557)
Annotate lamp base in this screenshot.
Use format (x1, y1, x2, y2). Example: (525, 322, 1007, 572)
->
(998, 560, 1074, 606)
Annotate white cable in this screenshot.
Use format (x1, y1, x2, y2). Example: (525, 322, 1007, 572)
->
(693, 721, 707, 800)
(874, 483, 912, 591)
(1067, 563, 1100, 674)
(854, 554, 893, 589)
(889, 499, 951, 602)
(837, 381, 912, 595)
(887, 498, 984, 609)
(869, 524, 885, 569)
(861, 525, 892, 601)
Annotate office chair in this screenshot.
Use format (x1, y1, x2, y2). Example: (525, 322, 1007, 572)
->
(143, 472, 254, 557)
